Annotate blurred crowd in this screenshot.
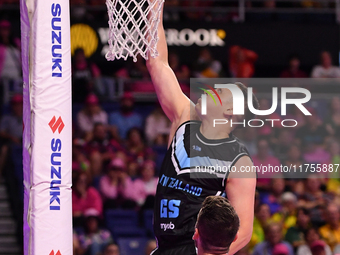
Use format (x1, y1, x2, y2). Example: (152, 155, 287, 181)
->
(0, 1, 340, 253)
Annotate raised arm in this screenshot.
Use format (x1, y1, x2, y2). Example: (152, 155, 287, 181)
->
(226, 156, 256, 255)
(146, 6, 190, 123)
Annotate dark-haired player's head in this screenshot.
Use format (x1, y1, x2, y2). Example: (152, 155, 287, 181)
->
(193, 196, 239, 254)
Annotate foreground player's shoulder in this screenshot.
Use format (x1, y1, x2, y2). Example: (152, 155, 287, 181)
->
(167, 111, 201, 148)
(234, 155, 253, 168)
(227, 155, 256, 191)
(228, 154, 256, 181)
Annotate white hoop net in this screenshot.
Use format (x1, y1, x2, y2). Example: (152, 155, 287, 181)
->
(106, 0, 165, 62)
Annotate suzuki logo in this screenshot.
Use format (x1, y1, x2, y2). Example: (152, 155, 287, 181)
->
(49, 116, 65, 134)
(49, 250, 61, 255)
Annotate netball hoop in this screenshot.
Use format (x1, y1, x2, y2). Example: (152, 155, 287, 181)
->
(105, 0, 165, 62)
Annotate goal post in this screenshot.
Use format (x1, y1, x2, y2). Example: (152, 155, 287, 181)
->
(20, 0, 73, 254)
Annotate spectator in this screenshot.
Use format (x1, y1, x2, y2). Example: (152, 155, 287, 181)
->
(163, 0, 180, 21)
(319, 203, 340, 251)
(85, 0, 107, 22)
(85, 123, 123, 176)
(229, 45, 258, 78)
(327, 141, 340, 188)
(261, 178, 286, 215)
(257, 98, 282, 137)
(103, 243, 120, 255)
(168, 51, 190, 94)
(145, 240, 157, 255)
(239, 127, 258, 156)
(250, 204, 271, 251)
(182, 0, 214, 20)
(72, 141, 91, 174)
(0, 94, 22, 177)
(194, 48, 223, 78)
(282, 144, 306, 179)
(285, 207, 311, 250)
(272, 192, 298, 232)
(109, 92, 143, 139)
(253, 139, 281, 190)
(273, 129, 293, 160)
(311, 51, 340, 78)
(125, 127, 154, 165)
(325, 97, 340, 137)
(334, 243, 340, 254)
(115, 55, 149, 80)
(0, 20, 22, 104)
(133, 160, 158, 207)
(300, 175, 330, 226)
(99, 158, 135, 209)
(70, 0, 88, 21)
(72, 172, 103, 226)
(73, 209, 113, 255)
(72, 48, 101, 103)
(126, 161, 139, 181)
(145, 105, 170, 146)
(303, 143, 330, 166)
(290, 180, 305, 200)
(252, 223, 294, 255)
(286, 104, 306, 130)
(77, 94, 108, 141)
(297, 228, 332, 255)
(328, 140, 340, 166)
(310, 241, 327, 255)
(169, 51, 190, 81)
(280, 55, 307, 78)
(295, 108, 330, 164)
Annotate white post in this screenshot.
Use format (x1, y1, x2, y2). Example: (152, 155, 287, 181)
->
(21, 0, 73, 254)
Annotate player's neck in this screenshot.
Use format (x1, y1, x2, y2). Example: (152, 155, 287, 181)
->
(200, 120, 232, 140)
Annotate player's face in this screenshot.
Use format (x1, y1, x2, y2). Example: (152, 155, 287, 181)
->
(195, 88, 233, 121)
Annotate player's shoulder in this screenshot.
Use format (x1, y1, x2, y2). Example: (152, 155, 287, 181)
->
(229, 134, 252, 160)
(175, 120, 201, 133)
(233, 135, 247, 148)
